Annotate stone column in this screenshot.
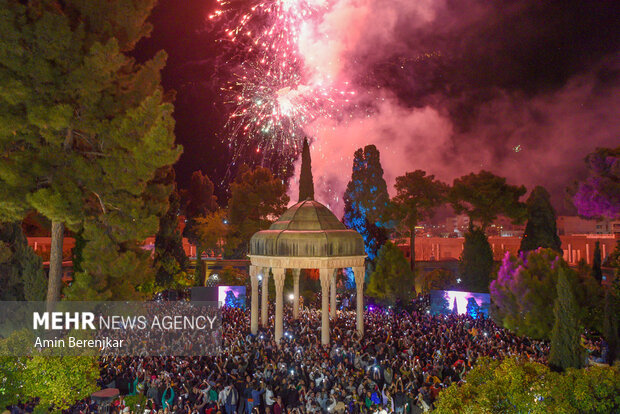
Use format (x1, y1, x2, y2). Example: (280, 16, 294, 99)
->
(353, 266, 365, 336)
(319, 268, 332, 345)
(261, 269, 269, 327)
(272, 267, 286, 344)
(292, 269, 301, 319)
(330, 269, 337, 318)
(249, 265, 259, 335)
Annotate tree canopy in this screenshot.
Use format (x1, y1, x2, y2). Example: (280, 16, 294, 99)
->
(459, 226, 494, 293)
(366, 241, 415, 306)
(182, 170, 218, 284)
(226, 165, 289, 258)
(571, 146, 620, 220)
(194, 209, 229, 258)
(549, 266, 584, 371)
(519, 186, 562, 253)
(0, 0, 180, 302)
(434, 357, 620, 414)
(417, 268, 456, 295)
(153, 169, 189, 289)
(491, 248, 588, 340)
(343, 145, 389, 262)
(0, 222, 46, 301)
(0, 331, 99, 411)
(450, 171, 526, 230)
(389, 170, 448, 270)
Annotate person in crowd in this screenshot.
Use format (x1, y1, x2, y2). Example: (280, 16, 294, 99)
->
(60, 293, 551, 414)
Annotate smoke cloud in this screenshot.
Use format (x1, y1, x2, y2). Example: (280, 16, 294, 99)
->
(288, 0, 620, 216)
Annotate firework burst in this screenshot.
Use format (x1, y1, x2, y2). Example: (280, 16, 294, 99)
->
(211, 0, 353, 168)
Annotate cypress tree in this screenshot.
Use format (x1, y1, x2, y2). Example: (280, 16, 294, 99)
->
(519, 186, 562, 253)
(549, 267, 584, 371)
(154, 169, 189, 288)
(602, 286, 619, 364)
(459, 225, 494, 292)
(298, 138, 314, 201)
(343, 145, 389, 262)
(592, 241, 603, 283)
(183, 171, 218, 285)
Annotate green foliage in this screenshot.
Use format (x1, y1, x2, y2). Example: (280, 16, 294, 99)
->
(213, 266, 247, 287)
(450, 170, 526, 230)
(0, 221, 46, 301)
(0, 0, 181, 302)
(182, 170, 218, 266)
(602, 282, 619, 364)
(226, 165, 289, 258)
(435, 357, 551, 414)
(22, 354, 99, 411)
(71, 228, 87, 274)
(343, 145, 390, 262)
(551, 364, 620, 413)
(573, 261, 605, 334)
(367, 242, 415, 305)
(194, 209, 228, 258)
(519, 186, 562, 253)
(298, 137, 314, 201)
(417, 268, 456, 294)
(492, 249, 572, 339)
(459, 226, 493, 293)
(549, 267, 584, 371)
(570, 146, 620, 220)
(389, 170, 448, 269)
(0, 330, 99, 411)
(154, 169, 188, 289)
(123, 394, 148, 412)
(492, 248, 604, 341)
(435, 357, 620, 414)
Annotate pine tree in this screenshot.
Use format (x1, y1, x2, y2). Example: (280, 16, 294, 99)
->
(154, 169, 188, 288)
(226, 165, 289, 259)
(592, 241, 603, 283)
(450, 171, 526, 230)
(459, 225, 494, 292)
(0, 222, 46, 301)
(549, 267, 584, 371)
(298, 138, 314, 201)
(519, 186, 562, 253)
(0, 1, 180, 303)
(343, 145, 390, 262)
(389, 170, 447, 270)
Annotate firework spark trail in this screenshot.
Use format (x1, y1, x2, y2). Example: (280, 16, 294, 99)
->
(211, 0, 354, 169)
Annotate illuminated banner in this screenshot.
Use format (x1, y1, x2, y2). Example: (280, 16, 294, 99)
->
(430, 290, 491, 318)
(0, 301, 221, 356)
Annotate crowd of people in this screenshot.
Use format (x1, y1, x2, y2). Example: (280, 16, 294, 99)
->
(64, 293, 549, 414)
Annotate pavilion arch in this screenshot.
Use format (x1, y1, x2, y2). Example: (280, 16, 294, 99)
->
(248, 199, 366, 345)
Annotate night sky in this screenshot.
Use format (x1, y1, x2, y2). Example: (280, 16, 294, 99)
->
(134, 0, 619, 215)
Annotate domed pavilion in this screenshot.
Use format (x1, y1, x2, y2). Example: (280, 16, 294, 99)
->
(247, 140, 366, 345)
